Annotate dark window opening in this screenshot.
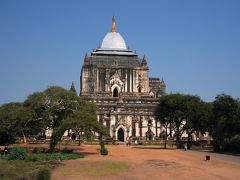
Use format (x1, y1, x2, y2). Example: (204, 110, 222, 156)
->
(71, 133, 76, 140)
(138, 87, 142, 93)
(113, 88, 119, 97)
(148, 134, 153, 141)
(117, 128, 124, 141)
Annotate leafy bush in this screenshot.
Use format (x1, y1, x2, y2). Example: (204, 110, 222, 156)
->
(8, 146, 27, 160)
(62, 147, 73, 154)
(37, 168, 51, 180)
(100, 147, 108, 155)
(32, 147, 46, 153)
(25, 152, 84, 161)
(46, 148, 60, 153)
(0, 128, 16, 146)
(100, 142, 108, 155)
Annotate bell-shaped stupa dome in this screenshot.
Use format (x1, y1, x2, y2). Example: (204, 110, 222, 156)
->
(100, 16, 127, 49)
(92, 17, 136, 56)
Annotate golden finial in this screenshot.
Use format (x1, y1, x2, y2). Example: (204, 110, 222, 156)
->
(111, 16, 116, 32)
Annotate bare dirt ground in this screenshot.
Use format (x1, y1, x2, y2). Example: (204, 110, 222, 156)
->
(51, 144, 240, 180)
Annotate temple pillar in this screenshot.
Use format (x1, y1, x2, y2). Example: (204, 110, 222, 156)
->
(130, 70, 132, 92)
(139, 115, 142, 137)
(155, 119, 158, 138)
(132, 114, 136, 137)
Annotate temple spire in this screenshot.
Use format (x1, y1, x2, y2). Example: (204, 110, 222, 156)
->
(70, 81, 77, 94)
(141, 55, 148, 66)
(84, 52, 88, 65)
(111, 16, 116, 32)
(84, 52, 88, 59)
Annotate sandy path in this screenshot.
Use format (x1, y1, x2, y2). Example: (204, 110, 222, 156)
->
(52, 145, 240, 180)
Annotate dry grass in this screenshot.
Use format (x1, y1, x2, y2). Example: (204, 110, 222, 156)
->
(0, 160, 50, 180)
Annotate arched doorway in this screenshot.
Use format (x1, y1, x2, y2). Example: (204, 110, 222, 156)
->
(146, 130, 154, 141)
(71, 133, 76, 140)
(113, 88, 119, 97)
(138, 87, 142, 93)
(117, 128, 124, 141)
(147, 134, 153, 141)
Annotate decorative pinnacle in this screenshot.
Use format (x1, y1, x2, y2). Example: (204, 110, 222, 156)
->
(161, 77, 165, 84)
(84, 52, 89, 65)
(84, 52, 88, 59)
(141, 55, 148, 66)
(111, 16, 116, 32)
(70, 81, 77, 94)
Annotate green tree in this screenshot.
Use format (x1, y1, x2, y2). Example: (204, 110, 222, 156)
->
(63, 101, 107, 146)
(24, 86, 107, 150)
(0, 102, 34, 145)
(183, 97, 211, 148)
(155, 94, 210, 149)
(155, 95, 174, 148)
(209, 94, 240, 152)
(40, 86, 79, 150)
(0, 86, 107, 149)
(0, 103, 20, 145)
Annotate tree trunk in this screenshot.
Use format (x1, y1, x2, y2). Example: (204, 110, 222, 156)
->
(169, 122, 173, 138)
(50, 131, 57, 151)
(176, 135, 180, 149)
(164, 130, 167, 149)
(187, 132, 192, 149)
(78, 132, 81, 146)
(175, 126, 181, 149)
(21, 130, 27, 144)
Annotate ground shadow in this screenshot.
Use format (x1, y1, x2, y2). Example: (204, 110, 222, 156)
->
(131, 146, 176, 150)
(81, 152, 99, 156)
(146, 159, 179, 167)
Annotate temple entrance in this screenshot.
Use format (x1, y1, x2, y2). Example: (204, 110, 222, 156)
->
(146, 130, 154, 141)
(71, 133, 76, 140)
(113, 88, 119, 97)
(147, 134, 153, 141)
(117, 128, 124, 141)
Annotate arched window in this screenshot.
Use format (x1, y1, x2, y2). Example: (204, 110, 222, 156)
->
(113, 88, 118, 97)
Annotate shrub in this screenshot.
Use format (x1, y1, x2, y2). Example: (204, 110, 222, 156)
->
(62, 147, 73, 154)
(32, 147, 45, 153)
(36, 168, 51, 180)
(8, 146, 27, 160)
(0, 129, 16, 146)
(100, 143, 108, 155)
(100, 147, 108, 155)
(46, 148, 60, 153)
(26, 152, 84, 162)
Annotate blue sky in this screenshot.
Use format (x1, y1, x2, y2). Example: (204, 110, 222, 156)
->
(0, 0, 240, 104)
